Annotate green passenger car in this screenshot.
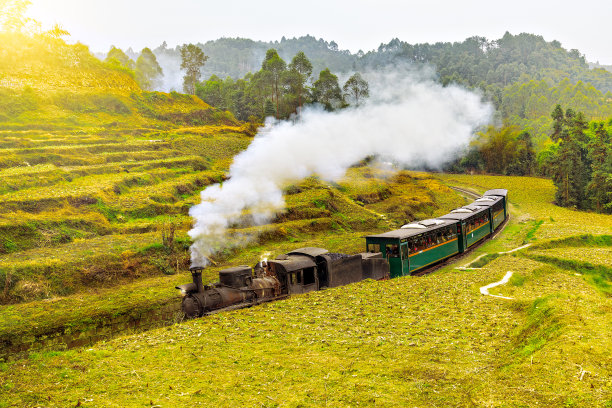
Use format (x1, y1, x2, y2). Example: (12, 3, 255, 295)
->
(365, 219, 460, 277)
(365, 189, 508, 277)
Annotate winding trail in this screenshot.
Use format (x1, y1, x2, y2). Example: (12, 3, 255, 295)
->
(480, 271, 514, 299)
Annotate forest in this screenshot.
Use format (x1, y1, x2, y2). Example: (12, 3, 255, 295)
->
(122, 33, 612, 214)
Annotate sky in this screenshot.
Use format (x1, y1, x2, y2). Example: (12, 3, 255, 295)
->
(27, 0, 612, 64)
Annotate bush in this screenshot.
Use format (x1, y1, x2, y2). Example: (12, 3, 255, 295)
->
(0, 87, 39, 117)
(53, 92, 131, 114)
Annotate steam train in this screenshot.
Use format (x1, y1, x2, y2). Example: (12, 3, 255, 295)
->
(177, 189, 508, 318)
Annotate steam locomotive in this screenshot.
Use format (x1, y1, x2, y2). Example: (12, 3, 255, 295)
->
(177, 189, 508, 318)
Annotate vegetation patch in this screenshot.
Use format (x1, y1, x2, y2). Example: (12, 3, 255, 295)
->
(510, 294, 563, 357)
(521, 253, 612, 296)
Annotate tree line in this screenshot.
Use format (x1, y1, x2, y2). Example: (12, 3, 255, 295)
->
(193, 49, 369, 121)
(104, 46, 163, 91)
(452, 105, 612, 213)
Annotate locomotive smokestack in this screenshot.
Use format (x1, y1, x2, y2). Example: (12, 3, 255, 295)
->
(190, 265, 205, 293)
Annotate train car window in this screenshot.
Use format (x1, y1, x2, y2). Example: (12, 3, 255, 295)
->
(367, 243, 379, 253)
(297, 271, 302, 284)
(386, 244, 399, 257)
(290, 272, 296, 285)
(303, 267, 315, 285)
(401, 245, 408, 259)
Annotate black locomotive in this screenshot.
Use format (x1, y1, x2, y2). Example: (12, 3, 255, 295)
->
(177, 248, 389, 318)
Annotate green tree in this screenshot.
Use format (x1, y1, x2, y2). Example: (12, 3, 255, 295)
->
(342, 72, 369, 106)
(507, 131, 535, 175)
(181, 44, 208, 95)
(135, 47, 163, 90)
(312, 68, 343, 111)
(586, 123, 612, 212)
(105, 46, 135, 70)
(248, 70, 274, 119)
(195, 74, 226, 108)
(280, 69, 304, 116)
(474, 125, 519, 174)
(549, 107, 591, 209)
(551, 104, 564, 141)
(263, 99, 276, 118)
(288, 51, 313, 111)
(261, 49, 286, 118)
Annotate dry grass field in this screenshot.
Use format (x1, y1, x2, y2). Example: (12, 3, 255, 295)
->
(1, 172, 610, 407)
(1, 32, 610, 407)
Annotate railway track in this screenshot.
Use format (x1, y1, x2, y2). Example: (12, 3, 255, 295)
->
(450, 186, 482, 199)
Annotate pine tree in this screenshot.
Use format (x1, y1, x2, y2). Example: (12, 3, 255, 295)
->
(550, 107, 591, 209)
(586, 123, 612, 213)
(263, 99, 276, 118)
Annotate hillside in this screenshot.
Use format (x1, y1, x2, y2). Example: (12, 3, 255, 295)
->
(0, 32, 257, 304)
(1, 175, 610, 407)
(0, 32, 239, 129)
(0, 32, 468, 361)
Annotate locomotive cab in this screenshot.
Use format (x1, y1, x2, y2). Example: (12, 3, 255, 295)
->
(268, 253, 320, 295)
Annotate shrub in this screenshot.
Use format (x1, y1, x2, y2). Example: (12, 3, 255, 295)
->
(53, 92, 131, 114)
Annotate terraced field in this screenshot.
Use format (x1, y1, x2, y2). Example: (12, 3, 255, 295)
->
(1, 164, 611, 407)
(0, 126, 250, 301)
(0, 114, 466, 365)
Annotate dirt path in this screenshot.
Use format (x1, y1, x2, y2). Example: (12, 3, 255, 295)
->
(480, 271, 514, 299)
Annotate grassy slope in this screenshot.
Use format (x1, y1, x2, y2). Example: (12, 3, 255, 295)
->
(0, 33, 464, 358)
(2, 32, 611, 407)
(1, 176, 611, 407)
(0, 170, 461, 353)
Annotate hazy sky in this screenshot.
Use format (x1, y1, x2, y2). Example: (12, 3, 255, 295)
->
(27, 0, 612, 64)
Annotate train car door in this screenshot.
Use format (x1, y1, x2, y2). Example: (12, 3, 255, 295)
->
(400, 240, 409, 275)
(456, 222, 466, 252)
(386, 242, 403, 278)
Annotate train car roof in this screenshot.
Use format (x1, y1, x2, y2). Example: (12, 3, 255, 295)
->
(366, 218, 456, 240)
(483, 189, 508, 197)
(472, 195, 503, 207)
(287, 247, 329, 258)
(269, 254, 316, 273)
(438, 204, 489, 220)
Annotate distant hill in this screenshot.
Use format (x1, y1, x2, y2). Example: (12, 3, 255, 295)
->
(144, 35, 355, 92)
(123, 33, 612, 97)
(119, 32, 612, 143)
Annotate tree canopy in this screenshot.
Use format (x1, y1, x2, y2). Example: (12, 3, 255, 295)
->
(135, 47, 163, 91)
(180, 44, 208, 95)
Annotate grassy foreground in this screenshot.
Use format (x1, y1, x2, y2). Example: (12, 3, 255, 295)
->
(1, 175, 611, 407)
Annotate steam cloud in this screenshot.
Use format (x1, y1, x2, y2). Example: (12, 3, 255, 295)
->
(188, 67, 493, 267)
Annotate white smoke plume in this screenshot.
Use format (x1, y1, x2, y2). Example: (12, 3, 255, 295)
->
(188, 67, 493, 267)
